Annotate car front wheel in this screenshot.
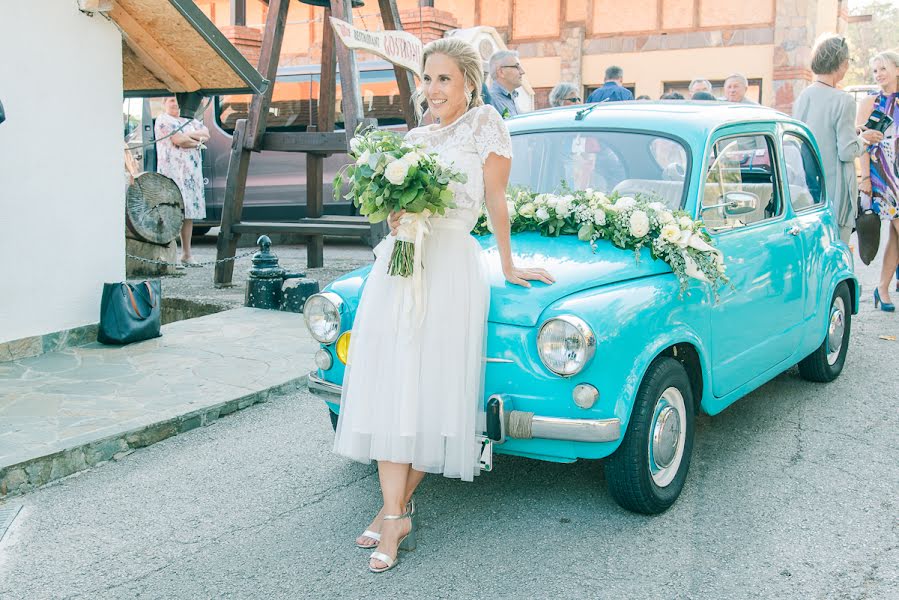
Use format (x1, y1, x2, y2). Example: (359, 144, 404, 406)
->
(605, 357, 695, 514)
(798, 282, 851, 383)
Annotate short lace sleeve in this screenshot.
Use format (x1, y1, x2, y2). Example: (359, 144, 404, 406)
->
(473, 105, 512, 164)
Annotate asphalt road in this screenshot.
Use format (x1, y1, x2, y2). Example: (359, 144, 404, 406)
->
(1, 240, 898, 599)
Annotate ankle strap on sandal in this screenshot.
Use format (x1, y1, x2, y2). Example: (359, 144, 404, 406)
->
(382, 511, 411, 521)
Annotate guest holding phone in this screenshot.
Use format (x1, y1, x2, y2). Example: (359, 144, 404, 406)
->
(858, 50, 899, 311)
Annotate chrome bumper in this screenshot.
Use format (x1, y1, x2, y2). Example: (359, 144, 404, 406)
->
(306, 372, 620, 444)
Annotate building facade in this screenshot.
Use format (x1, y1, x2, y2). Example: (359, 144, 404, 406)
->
(200, 0, 848, 113)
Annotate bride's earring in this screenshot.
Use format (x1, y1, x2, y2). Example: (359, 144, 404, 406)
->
(465, 88, 473, 105)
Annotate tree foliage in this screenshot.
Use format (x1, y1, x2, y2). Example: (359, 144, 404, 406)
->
(846, 0, 899, 86)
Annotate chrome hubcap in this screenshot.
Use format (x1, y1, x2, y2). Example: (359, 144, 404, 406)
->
(649, 387, 687, 488)
(827, 297, 846, 366)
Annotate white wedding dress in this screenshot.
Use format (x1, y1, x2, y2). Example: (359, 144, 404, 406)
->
(333, 104, 513, 481)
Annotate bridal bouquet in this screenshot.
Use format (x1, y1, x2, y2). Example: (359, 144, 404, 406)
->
(334, 126, 466, 277)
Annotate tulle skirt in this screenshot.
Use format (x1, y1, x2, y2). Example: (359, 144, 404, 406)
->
(332, 218, 488, 481)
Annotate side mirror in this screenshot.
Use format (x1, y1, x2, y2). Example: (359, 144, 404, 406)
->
(702, 191, 759, 215)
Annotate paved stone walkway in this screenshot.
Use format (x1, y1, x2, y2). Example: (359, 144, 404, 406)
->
(0, 308, 316, 497)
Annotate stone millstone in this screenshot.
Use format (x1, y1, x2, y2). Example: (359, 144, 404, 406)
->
(126, 172, 184, 244)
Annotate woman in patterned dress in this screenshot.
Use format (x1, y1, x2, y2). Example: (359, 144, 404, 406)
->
(858, 51, 899, 311)
(154, 97, 209, 266)
(332, 38, 554, 573)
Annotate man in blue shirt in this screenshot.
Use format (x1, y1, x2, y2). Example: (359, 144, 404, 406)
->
(488, 50, 524, 118)
(586, 66, 634, 103)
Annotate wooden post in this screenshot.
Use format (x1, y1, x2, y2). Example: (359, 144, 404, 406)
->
(245, 0, 290, 151)
(318, 8, 337, 133)
(214, 120, 251, 286)
(378, 0, 418, 129)
(330, 0, 364, 141)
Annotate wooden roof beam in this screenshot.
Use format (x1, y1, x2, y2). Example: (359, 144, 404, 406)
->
(109, 0, 201, 93)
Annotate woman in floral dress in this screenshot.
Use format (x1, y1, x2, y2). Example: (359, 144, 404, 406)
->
(858, 51, 899, 310)
(155, 97, 209, 266)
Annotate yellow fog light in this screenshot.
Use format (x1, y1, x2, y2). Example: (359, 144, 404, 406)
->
(336, 331, 352, 364)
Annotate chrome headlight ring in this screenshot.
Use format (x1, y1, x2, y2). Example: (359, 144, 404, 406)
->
(303, 292, 344, 344)
(537, 315, 596, 377)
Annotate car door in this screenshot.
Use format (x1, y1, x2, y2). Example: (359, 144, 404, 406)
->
(700, 129, 805, 398)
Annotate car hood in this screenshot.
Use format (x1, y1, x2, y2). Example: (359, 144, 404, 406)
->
(477, 232, 671, 326)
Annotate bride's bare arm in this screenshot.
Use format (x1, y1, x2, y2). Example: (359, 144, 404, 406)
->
(483, 153, 554, 288)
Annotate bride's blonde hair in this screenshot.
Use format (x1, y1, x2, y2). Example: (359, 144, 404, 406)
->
(414, 38, 484, 122)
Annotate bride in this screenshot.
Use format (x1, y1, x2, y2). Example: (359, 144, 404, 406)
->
(332, 37, 554, 573)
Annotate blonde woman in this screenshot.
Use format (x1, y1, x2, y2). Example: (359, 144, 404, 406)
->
(858, 50, 899, 311)
(332, 38, 554, 573)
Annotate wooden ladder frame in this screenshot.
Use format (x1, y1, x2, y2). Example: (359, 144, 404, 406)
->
(214, 0, 417, 286)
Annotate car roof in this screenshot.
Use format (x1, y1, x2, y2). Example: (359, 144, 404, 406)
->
(505, 101, 798, 145)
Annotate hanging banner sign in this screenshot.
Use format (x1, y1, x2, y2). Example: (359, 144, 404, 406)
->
(329, 17, 422, 76)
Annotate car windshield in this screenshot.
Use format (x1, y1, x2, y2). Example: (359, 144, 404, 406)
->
(509, 131, 690, 209)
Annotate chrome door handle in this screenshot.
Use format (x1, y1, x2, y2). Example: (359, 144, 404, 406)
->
(786, 225, 801, 236)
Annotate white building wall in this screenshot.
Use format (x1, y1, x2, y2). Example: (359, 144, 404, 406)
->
(0, 4, 124, 343)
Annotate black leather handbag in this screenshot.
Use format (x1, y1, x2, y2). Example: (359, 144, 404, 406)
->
(856, 195, 881, 266)
(97, 280, 162, 345)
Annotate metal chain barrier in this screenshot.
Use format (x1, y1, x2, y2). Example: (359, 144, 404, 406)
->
(125, 249, 256, 269)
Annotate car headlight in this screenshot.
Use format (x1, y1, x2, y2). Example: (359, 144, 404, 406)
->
(303, 292, 343, 344)
(537, 315, 596, 376)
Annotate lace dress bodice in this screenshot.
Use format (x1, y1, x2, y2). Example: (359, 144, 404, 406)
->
(404, 105, 513, 230)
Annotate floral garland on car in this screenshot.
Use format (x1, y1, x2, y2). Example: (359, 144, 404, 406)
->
(473, 187, 729, 296)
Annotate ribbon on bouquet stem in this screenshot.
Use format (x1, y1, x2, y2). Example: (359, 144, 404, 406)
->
(395, 210, 432, 325)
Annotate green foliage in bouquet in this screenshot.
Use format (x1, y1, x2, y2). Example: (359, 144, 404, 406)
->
(333, 126, 466, 224)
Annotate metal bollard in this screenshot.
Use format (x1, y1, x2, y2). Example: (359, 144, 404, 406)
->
(245, 235, 286, 309)
(281, 277, 320, 313)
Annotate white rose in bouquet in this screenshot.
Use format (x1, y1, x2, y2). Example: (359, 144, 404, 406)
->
(349, 137, 362, 154)
(506, 200, 517, 218)
(592, 209, 607, 226)
(594, 192, 611, 205)
(547, 195, 560, 208)
(615, 196, 637, 211)
(648, 201, 665, 212)
(403, 150, 423, 166)
(556, 196, 573, 218)
(518, 202, 536, 217)
(356, 149, 371, 166)
(660, 223, 681, 244)
(536, 207, 551, 221)
(535, 193, 552, 207)
(385, 158, 411, 185)
(629, 210, 650, 238)
(657, 210, 675, 225)
(678, 216, 694, 230)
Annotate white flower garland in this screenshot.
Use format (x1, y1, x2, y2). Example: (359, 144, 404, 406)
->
(474, 188, 729, 297)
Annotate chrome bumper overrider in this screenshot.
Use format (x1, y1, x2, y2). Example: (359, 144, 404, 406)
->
(307, 372, 621, 444)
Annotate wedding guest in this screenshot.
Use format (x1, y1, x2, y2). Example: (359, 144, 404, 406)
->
(586, 66, 634, 103)
(795, 35, 882, 246)
(857, 50, 899, 311)
(155, 97, 209, 266)
(549, 82, 582, 107)
(635, 94, 652, 101)
(689, 78, 713, 95)
(723, 73, 758, 104)
(488, 50, 524, 118)
(661, 92, 684, 100)
(691, 91, 716, 101)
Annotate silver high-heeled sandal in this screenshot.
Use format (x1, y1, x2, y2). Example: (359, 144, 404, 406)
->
(356, 498, 415, 549)
(369, 508, 417, 574)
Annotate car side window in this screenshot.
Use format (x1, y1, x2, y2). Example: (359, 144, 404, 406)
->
(701, 135, 781, 231)
(782, 134, 824, 210)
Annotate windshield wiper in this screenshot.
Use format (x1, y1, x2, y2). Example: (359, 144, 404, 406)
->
(575, 102, 602, 121)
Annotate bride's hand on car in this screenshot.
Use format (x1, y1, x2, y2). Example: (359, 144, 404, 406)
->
(503, 265, 555, 288)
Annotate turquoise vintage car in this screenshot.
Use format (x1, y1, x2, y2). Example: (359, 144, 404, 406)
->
(303, 102, 858, 514)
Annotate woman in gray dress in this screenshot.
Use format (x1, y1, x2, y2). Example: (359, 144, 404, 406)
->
(793, 34, 882, 243)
